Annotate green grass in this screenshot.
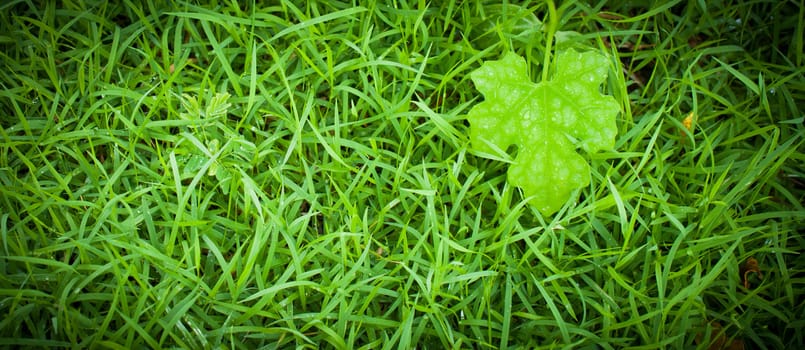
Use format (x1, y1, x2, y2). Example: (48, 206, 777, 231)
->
(1, 0, 803, 348)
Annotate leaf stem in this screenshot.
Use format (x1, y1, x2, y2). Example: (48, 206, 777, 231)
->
(542, 0, 558, 82)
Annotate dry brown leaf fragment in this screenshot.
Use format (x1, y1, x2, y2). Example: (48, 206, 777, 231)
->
(597, 12, 624, 20)
(695, 321, 746, 350)
(740, 257, 762, 289)
(169, 58, 197, 74)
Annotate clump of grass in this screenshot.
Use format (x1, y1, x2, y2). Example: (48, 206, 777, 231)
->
(0, 0, 802, 348)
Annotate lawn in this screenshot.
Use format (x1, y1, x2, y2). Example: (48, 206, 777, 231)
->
(1, 0, 803, 348)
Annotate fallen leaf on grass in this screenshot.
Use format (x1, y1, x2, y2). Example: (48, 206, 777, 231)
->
(466, 50, 620, 215)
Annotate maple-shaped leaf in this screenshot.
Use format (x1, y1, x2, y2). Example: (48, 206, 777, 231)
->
(468, 50, 620, 215)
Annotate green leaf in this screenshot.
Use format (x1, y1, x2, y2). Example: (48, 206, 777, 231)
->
(468, 50, 620, 215)
(206, 92, 232, 119)
(179, 92, 231, 124)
